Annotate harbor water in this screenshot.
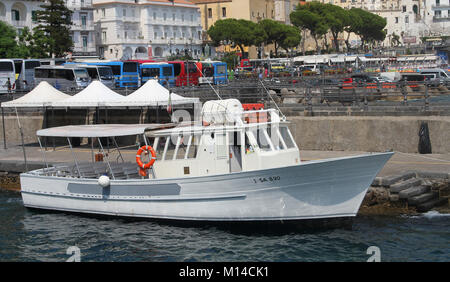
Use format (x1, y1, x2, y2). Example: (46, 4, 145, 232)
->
(0, 190, 448, 262)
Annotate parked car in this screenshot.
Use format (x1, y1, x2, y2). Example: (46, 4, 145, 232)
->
(418, 68, 450, 86)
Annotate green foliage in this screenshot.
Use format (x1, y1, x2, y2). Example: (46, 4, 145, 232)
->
(207, 18, 266, 57)
(259, 19, 301, 56)
(290, 2, 329, 53)
(0, 21, 22, 58)
(290, 3, 386, 53)
(34, 0, 73, 58)
(321, 4, 348, 52)
(167, 54, 193, 61)
(214, 52, 240, 70)
(347, 8, 386, 48)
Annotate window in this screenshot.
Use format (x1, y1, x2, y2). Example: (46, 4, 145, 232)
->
(173, 13, 175, 21)
(436, 0, 440, 6)
(154, 32, 157, 39)
(222, 7, 226, 17)
(153, 12, 156, 20)
(102, 8, 105, 18)
(405, 15, 409, 23)
(82, 36, 88, 48)
(123, 62, 138, 72)
(280, 126, 295, 149)
(162, 66, 173, 76)
(395, 17, 399, 23)
(154, 137, 168, 159)
(182, 14, 184, 22)
(249, 129, 272, 152)
(402, 5, 406, 12)
(102, 31, 107, 41)
(11, 10, 20, 21)
(123, 9, 126, 17)
(32, 11, 38, 22)
(191, 14, 194, 22)
(435, 10, 441, 17)
(186, 135, 200, 159)
(81, 15, 87, 27)
(208, 8, 212, 18)
(141, 67, 160, 78)
(163, 13, 166, 21)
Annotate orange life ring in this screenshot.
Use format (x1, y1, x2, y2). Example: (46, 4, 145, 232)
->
(136, 145, 157, 176)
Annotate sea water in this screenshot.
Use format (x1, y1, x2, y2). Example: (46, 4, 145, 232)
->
(0, 190, 448, 262)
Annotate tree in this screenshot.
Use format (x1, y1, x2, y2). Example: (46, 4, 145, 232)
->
(0, 21, 22, 58)
(34, 0, 73, 58)
(290, 3, 329, 54)
(348, 8, 386, 50)
(259, 19, 301, 57)
(279, 25, 302, 55)
(207, 19, 266, 58)
(343, 8, 363, 51)
(321, 4, 348, 53)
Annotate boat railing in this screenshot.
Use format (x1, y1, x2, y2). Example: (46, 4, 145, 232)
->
(35, 161, 141, 179)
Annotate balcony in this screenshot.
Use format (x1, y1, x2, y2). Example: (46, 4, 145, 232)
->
(433, 15, 450, 22)
(432, 4, 450, 9)
(11, 20, 28, 28)
(72, 22, 95, 31)
(68, 0, 93, 10)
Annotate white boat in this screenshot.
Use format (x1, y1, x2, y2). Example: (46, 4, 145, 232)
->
(20, 99, 393, 223)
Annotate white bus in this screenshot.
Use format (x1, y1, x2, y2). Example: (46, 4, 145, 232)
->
(34, 66, 91, 91)
(0, 59, 16, 94)
(64, 63, 115, 88)
(13, 59, 41, 91)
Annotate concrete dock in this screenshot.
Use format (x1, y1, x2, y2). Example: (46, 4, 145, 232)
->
(0, 143, 448, 177)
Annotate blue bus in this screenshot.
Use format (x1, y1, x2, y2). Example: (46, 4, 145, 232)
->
(198, 61, 228, 85)
(140, 63, 175, 87)
(82, 61, 140, 88)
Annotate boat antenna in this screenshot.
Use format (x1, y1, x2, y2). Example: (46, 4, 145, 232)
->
(193, 62, 222, 100)
(258, 79, 286, 121)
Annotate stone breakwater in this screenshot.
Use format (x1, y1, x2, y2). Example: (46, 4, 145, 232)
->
(360, 171, 450, 215)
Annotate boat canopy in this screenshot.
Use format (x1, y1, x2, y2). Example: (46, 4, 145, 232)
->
(36, 123, 177, 138)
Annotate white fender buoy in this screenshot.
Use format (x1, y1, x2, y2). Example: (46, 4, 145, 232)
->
(98, 175, 110, 188)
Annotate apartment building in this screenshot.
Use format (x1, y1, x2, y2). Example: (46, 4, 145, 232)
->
(0, 0, 97, 57)
(319, 0, 450, 48)
(191, 0, 305, 58)
(92, 0, 203, 60)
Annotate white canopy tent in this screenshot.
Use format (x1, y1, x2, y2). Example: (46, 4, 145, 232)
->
(1, 81, 71, 108)
(51, 80, 125, 108)
(106, 79, 199, 107)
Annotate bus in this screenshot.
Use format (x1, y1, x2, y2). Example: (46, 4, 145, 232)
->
(140, 63, 175, 87)
(197, 61, 228, 85)
(84, 61, 140, 88)
(13, 59, 41, 91)
(0, 59, 16, 94)
(34, 66, 91, 91)
(167, 61, 200, 86)
(240, 59, 253, 71)
(39, 58, 66, 66)
(64, 63, 115, 88)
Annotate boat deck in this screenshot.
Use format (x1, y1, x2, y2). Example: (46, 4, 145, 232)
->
(32, 161, 141, 180)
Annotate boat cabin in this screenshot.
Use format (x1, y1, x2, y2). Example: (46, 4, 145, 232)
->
(33, 100, 300, 180)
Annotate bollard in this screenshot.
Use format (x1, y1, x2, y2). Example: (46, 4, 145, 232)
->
(401, 81, 408, 105)
(424, 84, 429, 111)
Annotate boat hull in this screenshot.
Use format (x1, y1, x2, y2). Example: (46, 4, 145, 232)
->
(20, 152, 393, 222)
